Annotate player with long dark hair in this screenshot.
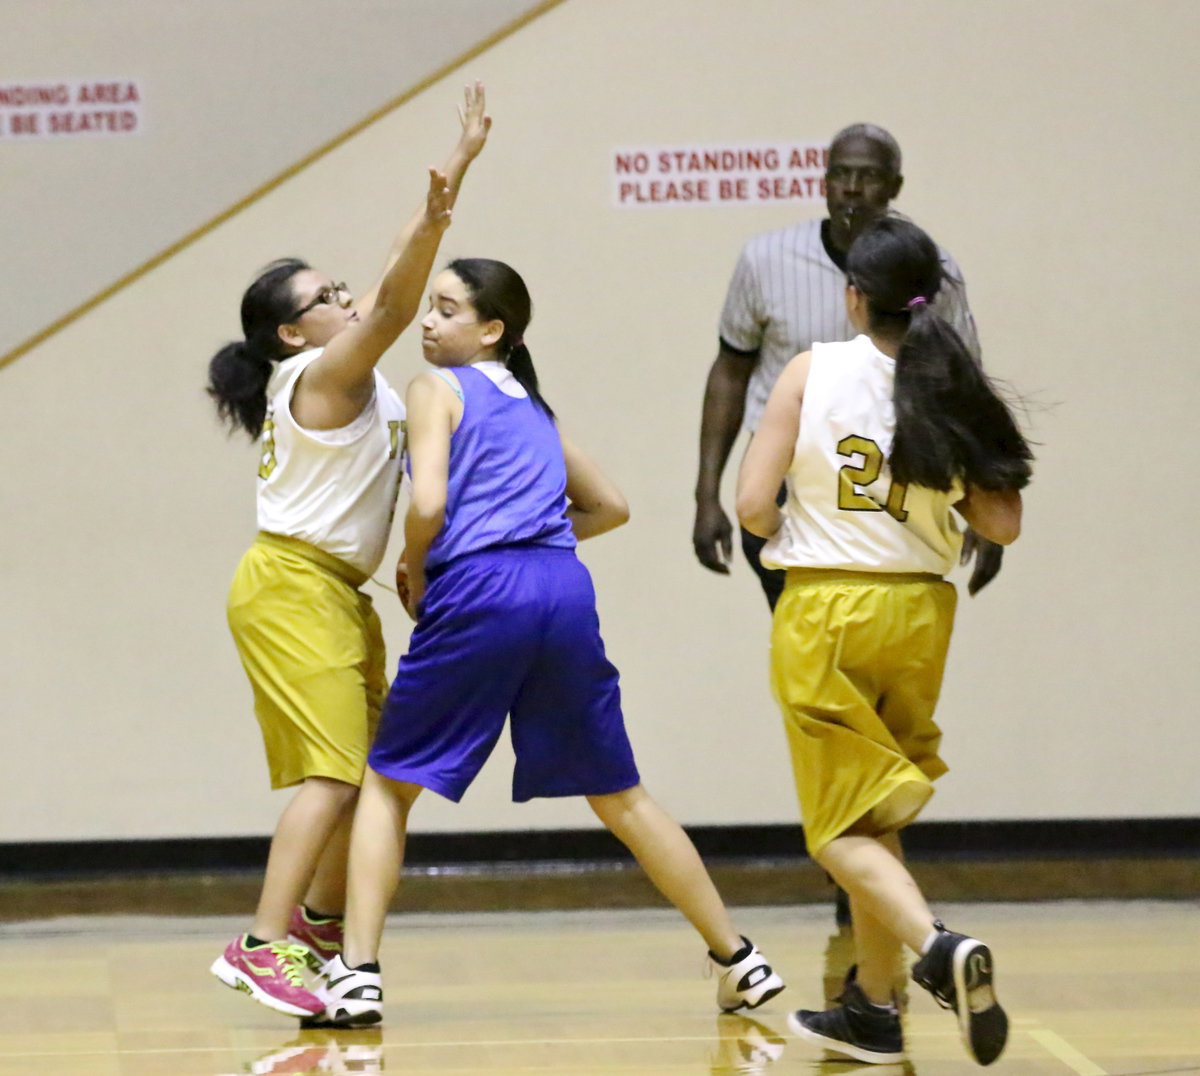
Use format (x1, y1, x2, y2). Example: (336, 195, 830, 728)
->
(737, 215, 1031, 1066)
(205, 85, 489, 1020)
(317, 257, 786, 1027)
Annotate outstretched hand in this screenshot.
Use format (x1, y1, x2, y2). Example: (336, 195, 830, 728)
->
(457, 80, 491, 160)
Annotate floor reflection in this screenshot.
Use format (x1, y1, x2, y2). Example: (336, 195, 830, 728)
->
(708, 1012, 788, 1073)
(217, 1028, 382, 1075)
(821, 922, 857, 1007)
(810, 1063, 917, 1076)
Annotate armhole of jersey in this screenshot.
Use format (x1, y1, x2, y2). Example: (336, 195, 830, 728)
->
(281, 351, 320, 427)
(432, 367, 465, 401)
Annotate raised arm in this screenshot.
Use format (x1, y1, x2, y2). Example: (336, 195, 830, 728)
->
(562, 433, 630, 541)
(735, 352, 809, 538)
(294, 168, 454, 428)
(293, 85, 489, 429)
(356, 82, 491, 320)
(693, 345, 756, 572)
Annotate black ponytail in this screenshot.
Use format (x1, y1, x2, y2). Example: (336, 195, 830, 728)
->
(503, 341, 553, 418)
(206, 258, 308, 438)
(447, 257, 554, 417)
(846, 219, 1032, 492)
(207, 341, 275, 438)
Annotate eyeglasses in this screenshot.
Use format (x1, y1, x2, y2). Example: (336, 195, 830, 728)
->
(287, 281, 352, 321)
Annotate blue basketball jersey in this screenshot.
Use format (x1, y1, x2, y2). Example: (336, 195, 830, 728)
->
(425, 365, 575, 570)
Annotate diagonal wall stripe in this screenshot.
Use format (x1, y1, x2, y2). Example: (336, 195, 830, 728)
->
(0, 0, 566, 373)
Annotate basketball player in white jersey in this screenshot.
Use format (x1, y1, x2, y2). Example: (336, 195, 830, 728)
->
(736, 215, 1031, 1066)
(204, 85, 490, 1020)
(693, 123, 996, 609)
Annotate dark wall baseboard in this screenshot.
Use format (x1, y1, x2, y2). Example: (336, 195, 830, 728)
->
(2, 818, 1197, 880)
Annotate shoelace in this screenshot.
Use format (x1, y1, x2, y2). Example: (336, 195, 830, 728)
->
(267, 941, 314, 986)
(914, 968, 955, 1011)
(914, 922, 955, 1010)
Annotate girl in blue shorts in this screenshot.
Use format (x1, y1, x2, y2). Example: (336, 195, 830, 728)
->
(318, 257, 785, 1027)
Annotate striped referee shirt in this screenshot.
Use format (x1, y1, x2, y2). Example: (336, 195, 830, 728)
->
(718, 218, 980, 434)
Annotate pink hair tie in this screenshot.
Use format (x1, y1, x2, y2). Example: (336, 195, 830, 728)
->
(906, 296, 928, 310)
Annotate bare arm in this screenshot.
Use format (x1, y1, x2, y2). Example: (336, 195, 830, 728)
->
(562, 433, 629, 541)
(735, 352, 809, 538)
(954, 486, 1022, 546)
(693, 345, 756, 572)
(356, 82, 491, 320)
(295, 85, 490, 427)
(295, 169, 453, 427)
(401, 372, 459, 617)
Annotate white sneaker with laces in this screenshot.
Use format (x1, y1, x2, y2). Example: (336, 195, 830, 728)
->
(710, 936, 786, 1012)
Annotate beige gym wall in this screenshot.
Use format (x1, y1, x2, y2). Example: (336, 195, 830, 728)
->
(1, 0, 1196, 841)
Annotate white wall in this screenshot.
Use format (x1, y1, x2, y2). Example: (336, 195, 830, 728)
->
(1, 0, 1197, 841)
(0, 0, 539, 358)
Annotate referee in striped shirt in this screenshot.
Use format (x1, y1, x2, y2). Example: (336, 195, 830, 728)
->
(693, 123, 1001, 609)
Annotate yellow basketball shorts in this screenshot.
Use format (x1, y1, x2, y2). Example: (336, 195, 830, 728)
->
(770, 568, 957, 856)
(227, 532, 386, 789)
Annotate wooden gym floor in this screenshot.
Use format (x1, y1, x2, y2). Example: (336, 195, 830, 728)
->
(0, 900, 1197, 1075)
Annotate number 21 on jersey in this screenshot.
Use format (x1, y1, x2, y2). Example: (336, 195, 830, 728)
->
(836, 435, 908, 522)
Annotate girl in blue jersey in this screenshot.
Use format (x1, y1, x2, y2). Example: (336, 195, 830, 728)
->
(318, 258, 784, 1027)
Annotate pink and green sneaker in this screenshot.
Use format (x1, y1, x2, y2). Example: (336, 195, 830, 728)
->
(287, 905, 345, 969)
(210, 934, 324, 1017)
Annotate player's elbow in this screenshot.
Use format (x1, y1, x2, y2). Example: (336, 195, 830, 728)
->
(735, 496, 774, 539)
(988, 514, 1021, 546)
(598, 492, 630, 532)
(960, 488, 1022, 545)
(407, 490, 446, 536)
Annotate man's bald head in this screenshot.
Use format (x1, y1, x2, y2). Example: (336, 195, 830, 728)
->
(830, 123, 902, 174)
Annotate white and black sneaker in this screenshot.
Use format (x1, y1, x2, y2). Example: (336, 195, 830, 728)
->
(318, 955, 384, 1028)
(911, 920, 1008, 1066)
(709, 936, 786, 1012)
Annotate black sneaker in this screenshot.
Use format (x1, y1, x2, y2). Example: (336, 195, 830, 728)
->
(787, 979, 904, 1064)
(911, 921, 1008, 1066)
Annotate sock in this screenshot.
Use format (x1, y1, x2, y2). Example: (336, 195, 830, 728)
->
(920, 926, 942, 955)
(244, 933, 270, 948)
(303, 904, 342, 923)
(710, 937, 753, 966)
(352, 961, 381, 973)
(863, 995, 899, 1014)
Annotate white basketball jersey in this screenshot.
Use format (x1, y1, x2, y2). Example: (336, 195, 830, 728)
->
(760, 335, 964, 575)
(256, 349, 407, 576)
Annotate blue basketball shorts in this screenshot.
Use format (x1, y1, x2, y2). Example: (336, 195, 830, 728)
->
(368, 545, 640, 802)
